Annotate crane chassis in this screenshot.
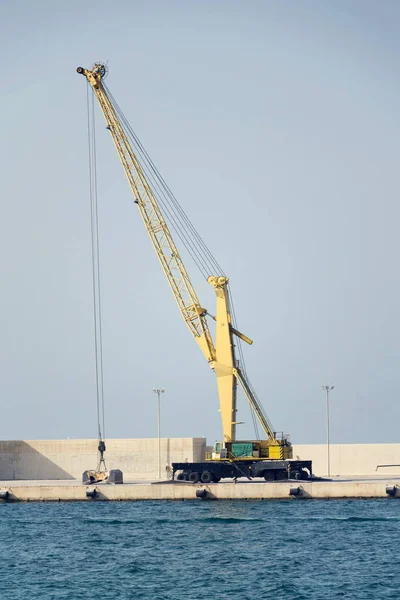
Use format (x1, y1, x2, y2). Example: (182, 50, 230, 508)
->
(173, 459, 313, 483)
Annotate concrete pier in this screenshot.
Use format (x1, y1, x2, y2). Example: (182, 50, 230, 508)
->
(0, 477, 399, 502)
(1, 438, 400, 500)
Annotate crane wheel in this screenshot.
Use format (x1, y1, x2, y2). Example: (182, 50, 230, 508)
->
(212, 476, 221, 483)
(263, 471, 274, 482)
(200, 471, 213, 484)
(188, 472, 200, 484)
(176, 473, 186, 481)
(275, 471, 288, 481)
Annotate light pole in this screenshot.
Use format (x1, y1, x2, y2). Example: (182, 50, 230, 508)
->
(321, 385, 334, 477)
(153, 388, 165, 479)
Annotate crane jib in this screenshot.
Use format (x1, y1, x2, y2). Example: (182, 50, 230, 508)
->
(76, 63, 289, 449)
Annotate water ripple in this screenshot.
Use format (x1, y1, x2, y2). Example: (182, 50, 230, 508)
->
(0, 499, 399, 599)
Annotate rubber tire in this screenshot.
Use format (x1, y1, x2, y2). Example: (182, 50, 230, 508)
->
(188, 472, 200, 484)
(275, 471, 288, 481)
(201, 471, 213, 484)
(264, 471, 274, 482)
(176, 473, 186, 481)
(212, 475, 221, 483)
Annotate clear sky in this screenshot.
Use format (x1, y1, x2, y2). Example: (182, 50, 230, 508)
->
(1, 0, 399, 445)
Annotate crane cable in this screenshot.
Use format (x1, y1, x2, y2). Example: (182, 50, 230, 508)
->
(105, 83, 265, 440)
(97, 83, 266, 440)
(86, 84, 106, 450)
(228, 290, 261, 440)
(105, 83, 222, 276)
(104, 83, 224, 280)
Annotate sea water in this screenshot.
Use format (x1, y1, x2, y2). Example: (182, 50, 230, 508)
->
(0, 499, 399, 599)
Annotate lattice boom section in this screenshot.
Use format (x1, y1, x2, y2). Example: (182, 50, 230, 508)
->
(93, 84, 215, 356)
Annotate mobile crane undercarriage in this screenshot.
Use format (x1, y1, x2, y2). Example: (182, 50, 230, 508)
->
(77, 63, 312, 483)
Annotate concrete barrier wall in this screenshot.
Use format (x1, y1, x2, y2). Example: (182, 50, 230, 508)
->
(293, 443, 400, 476)
(1, 439, 399, 480)
(205, 442, 400, 476)
(0, 438, 206, 481)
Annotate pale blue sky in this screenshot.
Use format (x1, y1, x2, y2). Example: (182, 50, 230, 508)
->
(1, 0, 399, 445)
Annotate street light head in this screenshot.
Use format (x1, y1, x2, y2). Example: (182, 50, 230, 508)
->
(321, 385, 334, 391)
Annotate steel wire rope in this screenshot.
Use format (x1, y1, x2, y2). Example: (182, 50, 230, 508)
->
(87, 84, 106, 442)
(105, 85, 222, 274)
(105, 84, 269, 438)
(229, 287, 275, 437)
(136, 169, 211, 280)
(107, 92, 212, 280)
(104, 84, 224, 278)
(242, 363, 275, 435)
(108, 96, 210, 281)
(228, 289, 260, 439)
(130, 134, 223, 277)
(92, 91, 107, 442)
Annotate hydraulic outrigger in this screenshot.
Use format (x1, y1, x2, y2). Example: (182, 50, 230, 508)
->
(77, 63, 312, 482)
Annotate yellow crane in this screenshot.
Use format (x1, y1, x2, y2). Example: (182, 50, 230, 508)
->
(77, 63, 312, 481)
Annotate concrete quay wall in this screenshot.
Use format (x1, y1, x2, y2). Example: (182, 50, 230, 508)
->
(0, 480, 399, 502)
(0, 438, 206, 481)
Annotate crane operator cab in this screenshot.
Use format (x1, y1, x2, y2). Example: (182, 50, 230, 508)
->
(211, 436, 292, 462)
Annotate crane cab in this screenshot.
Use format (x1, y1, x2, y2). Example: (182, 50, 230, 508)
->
(211, 436, 293, 461)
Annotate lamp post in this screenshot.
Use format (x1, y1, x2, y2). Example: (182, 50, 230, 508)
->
(153, 388, 165, 479)
(321, 385, 334, 477)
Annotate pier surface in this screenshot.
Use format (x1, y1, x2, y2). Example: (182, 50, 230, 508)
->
(1, 476, 400, 501)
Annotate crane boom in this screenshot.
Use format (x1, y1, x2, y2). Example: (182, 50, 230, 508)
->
(77, 64, 216, 364)
(77, 63, 291, 453)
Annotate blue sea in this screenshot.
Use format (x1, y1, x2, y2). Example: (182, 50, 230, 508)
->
(0, 499, 399, 599)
